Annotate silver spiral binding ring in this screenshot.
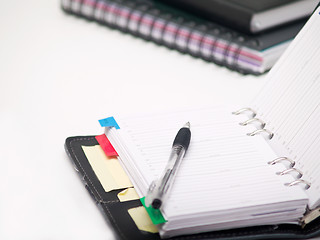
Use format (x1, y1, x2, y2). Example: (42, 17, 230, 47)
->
(239, 118, 266, 128)
(247, 129, 274, 139)
(276, 168, 303, 178)
(232, 108, 257, 117)
(285, 179, 311, 189)
(268, 157, 295, 168)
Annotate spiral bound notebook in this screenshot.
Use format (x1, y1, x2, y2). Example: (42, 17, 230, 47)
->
(60, 0, 307, 75)
(95, 6, 320, 238)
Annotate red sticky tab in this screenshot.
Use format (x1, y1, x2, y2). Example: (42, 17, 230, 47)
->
(95, 134, 118, 157)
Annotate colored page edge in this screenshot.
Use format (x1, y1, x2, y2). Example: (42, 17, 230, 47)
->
(95, 134, 118, 157)
(140, 197, 167, 225)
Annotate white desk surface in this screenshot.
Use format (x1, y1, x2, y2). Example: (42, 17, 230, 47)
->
(0, 1, 269, 239)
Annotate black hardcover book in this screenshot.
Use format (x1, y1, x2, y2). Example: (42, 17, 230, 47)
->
(158, 0, 318, 34)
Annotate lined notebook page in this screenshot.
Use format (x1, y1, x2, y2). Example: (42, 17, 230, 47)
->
(109, 106, 307, 220)
(252, 7, 320, 209)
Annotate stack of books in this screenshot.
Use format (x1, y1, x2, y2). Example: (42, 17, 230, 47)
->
(61, 0, 317, 75)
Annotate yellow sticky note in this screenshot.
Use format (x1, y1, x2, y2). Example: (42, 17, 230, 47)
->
(117, 188, 140, 202)
(128, 206, 159, 233)
(82, 145, 133, 192)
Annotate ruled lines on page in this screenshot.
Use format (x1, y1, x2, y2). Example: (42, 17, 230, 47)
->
(112, 106, 307, 218)
(252, 8, 320, 208)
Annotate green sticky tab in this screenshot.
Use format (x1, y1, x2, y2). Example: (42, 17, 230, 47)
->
(140, 197, 167, 225)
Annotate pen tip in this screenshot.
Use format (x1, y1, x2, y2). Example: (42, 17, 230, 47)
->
(152, 199, 162, 209)
(184, 122, 190, 129)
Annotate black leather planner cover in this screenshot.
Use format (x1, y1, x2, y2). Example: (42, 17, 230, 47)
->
(65, 135, 320, 240)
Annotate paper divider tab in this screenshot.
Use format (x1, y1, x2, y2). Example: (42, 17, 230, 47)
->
(95, 134, 118, 157)
(140, 197, 167, 225)
(99, 116, 120, 129)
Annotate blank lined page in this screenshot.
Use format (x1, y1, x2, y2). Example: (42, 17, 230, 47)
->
(109, 106, 307, 219)
(252, 7, 320, 208)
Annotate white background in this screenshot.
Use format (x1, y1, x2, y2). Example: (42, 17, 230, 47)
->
(0, 0, 272, 239)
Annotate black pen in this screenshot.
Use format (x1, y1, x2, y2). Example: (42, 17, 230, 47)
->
(145, 122, 191, 209)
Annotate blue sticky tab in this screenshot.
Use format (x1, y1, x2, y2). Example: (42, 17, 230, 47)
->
(99, 117, 120, 129)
